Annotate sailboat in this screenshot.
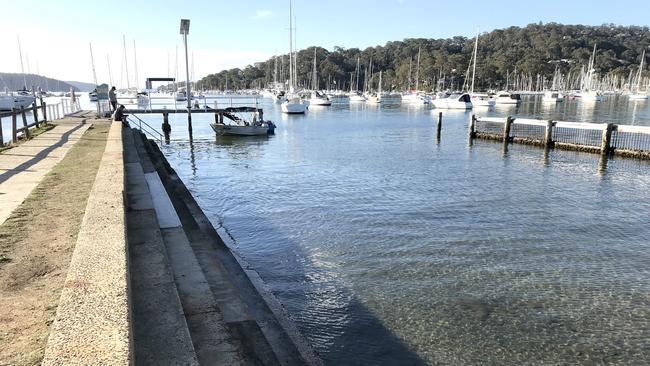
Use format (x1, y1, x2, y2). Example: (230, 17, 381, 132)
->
(88, 42, 99, 102)
(542, 66, 565, 102)
(348, 57, 366, 102)
(629, 50, 648, 100)
(580, 44, 603, 102)
(468, 29, 495, 107)
(367, 71, 382, 104)
(401, 48, 431, 105)
(308, 49, 331, 106)
(281, 0, 308, 114)
(0, 36, 35, 111)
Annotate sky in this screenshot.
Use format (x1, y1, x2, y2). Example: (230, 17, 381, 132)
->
(1, 0, 649, 88)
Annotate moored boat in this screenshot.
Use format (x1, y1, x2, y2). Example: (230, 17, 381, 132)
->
(433, 93, 473, 109)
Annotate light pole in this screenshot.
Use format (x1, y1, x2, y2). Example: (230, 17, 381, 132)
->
(180, 19, 192, 135)
(180, 19, 191, 109)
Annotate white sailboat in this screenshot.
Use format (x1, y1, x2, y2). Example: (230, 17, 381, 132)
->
(580, 44, 603, 102)
(367, 71, 382, 104)
(308, 49, 331, 106)
(348, 57, 367, 102)
(281, 0, 308, 114)
(629, 50, 648, 100)
(402, 48, 431, 105)
(1, 36, 35, 110)
(469, 29, 495, 107)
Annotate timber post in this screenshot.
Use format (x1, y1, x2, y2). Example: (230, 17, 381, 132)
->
(12, 108, 18, 143)
(0, 113, 3, 146)
(187, 108, 193, 140)
(468, 114, 476, 140)
(544, 119, 554, 149)
(503, 116, 513, 144)
(600, 123, 614, 155)
(21, 106, 31, 139)
(436, 112, 442, 140)
(32, 100, 39, 128)
(42, 101, 48, 123)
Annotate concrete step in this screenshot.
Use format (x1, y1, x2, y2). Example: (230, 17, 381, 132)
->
(137, 131, 321, 366)
(132, 129, 263, 365)
(123, 127, 199, 365)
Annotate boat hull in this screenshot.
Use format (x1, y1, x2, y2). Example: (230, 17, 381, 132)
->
(0, 95, 36, 111)
(281, 101, 308, 113)
(210, 123, 270, 136)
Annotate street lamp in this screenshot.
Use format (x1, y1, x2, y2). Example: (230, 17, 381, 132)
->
(180, 19, 191, 109)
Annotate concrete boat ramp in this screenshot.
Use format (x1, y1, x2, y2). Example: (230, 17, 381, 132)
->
(1, 116, 322, 365)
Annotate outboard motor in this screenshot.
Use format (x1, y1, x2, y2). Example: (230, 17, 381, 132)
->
(266, 121, 276, 134)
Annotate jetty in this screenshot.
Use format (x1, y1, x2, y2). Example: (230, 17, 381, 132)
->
(470, 115, 650, 159)
(0, 104, 321, 365)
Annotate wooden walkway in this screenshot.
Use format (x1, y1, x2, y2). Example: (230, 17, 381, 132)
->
(0, 112, 91, 225)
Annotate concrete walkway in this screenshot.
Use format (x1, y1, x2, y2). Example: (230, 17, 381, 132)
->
(0, 113, 91, 225)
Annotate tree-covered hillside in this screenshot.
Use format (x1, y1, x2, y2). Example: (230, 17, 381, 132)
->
(198, 23, 650, 92)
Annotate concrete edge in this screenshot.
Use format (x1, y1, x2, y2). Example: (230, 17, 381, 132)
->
(140, 135, 324, 366)
(42, 121, 132, 366)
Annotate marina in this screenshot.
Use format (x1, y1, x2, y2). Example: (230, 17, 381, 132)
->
(2, 2, 650, 365)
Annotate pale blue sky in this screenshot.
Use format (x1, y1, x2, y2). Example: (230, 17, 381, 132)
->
(1, 0, 649, 85)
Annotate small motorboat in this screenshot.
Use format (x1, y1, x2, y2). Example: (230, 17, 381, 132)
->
(210, 107, 276, 136)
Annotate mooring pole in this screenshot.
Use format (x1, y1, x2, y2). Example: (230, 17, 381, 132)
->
(187, 109, 193, 140)
(544, 119, 554, 149)
(11, 108, 18, 143)
(503, 116, 513, 144)
(600, 123, 614, 156)
(468, 114, 476, 140)
(162, 111, 171, 143)
(436, 112, 442, 140)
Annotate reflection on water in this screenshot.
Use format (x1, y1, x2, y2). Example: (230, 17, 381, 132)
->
(158, 95, 650, 365)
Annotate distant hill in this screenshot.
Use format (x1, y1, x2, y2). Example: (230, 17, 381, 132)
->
(0, 73, 80, 92)
(199, 23, 650, 92)
(65, 80, 96, 92)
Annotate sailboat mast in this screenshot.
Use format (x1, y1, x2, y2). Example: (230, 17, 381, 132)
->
(312, 48, 317, 90)
(123, 35, 130, 90)
(133, 40, 139, 90)
(355, 57, 360, 92)
(637, 50, 645, 91)
(288, 0, 293, 92)
(17, 36, 27, 89)
(89, 42, 98, 86)
(107, 54, 113, 86)
(471, 29, 479, 94)
(415, 47, 421, 91)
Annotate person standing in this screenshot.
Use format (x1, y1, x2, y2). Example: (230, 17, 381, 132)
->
(109, 86, 118, 112)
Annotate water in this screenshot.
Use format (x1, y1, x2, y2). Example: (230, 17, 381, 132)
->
(151, 96, 650, 365)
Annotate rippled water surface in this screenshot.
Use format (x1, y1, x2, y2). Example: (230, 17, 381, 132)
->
(149, 95, 650, 365)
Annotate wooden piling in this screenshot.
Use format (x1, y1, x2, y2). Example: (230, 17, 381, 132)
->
(0, 114, 3, 146)
(187, 108, 193, 139)
(468, 114, 476, 139)
(544, 119, 554, 148)
(601, 123, 614, 155)
(503, 116, 513, 143)
(436, 112, 442, 140)
(43, 102, 48, 123)
(162, 111, 171, 141)
(21, 106, 31, 139)
(32, 101, 39, 128)
(12, 108, 18, 143)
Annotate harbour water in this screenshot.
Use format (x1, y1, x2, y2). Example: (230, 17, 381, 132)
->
(150, 95, 650, 365)
(14, 95, 650, 364)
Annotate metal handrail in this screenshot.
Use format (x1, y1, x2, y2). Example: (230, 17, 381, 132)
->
(127, 114, 163, 144)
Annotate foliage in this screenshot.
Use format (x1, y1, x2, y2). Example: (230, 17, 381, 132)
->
(197, 23, 650, 92)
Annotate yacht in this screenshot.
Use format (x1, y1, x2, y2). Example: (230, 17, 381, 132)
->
(493, 91, 521, 105)
(348, 91, 367, 102)
(470, 93, 495, 107)
(0, 94, 36, 111)
(542, 91, 564, 103)
(401, 92, 431, 105)
(281, 94, 309, 113)
(308, 91, 331, 106)
(433, 93, 473, 109)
